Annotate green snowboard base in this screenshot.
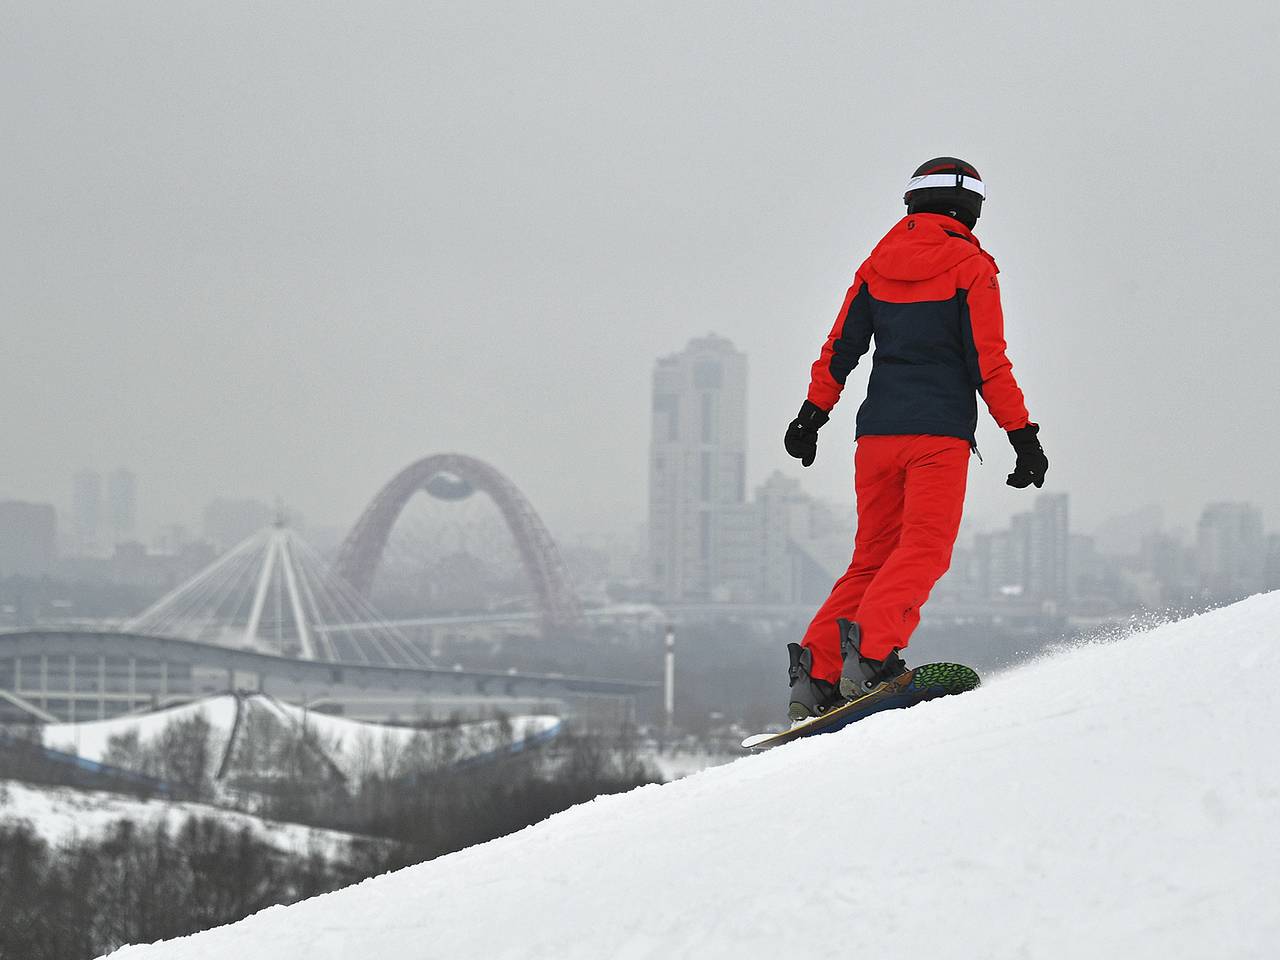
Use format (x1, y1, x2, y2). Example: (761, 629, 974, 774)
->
(741, 662, 980, 751)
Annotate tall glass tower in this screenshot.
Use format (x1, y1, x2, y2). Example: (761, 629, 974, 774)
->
(648, 334, 748, 602)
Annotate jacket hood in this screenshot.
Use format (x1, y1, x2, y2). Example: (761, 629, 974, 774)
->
(866, 213, 997, 282)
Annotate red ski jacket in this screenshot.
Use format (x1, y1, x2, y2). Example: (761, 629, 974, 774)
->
(807, 213, 1030, 443)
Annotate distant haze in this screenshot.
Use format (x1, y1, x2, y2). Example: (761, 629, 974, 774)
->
(4, 2, 1278, 541)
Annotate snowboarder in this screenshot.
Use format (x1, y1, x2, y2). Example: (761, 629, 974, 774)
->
(782, 158, 1048, 722)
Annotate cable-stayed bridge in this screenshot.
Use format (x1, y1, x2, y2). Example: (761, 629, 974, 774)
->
(124, 523, 433, 668)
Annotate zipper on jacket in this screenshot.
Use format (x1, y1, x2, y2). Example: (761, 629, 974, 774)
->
(970, 440, 983, 463)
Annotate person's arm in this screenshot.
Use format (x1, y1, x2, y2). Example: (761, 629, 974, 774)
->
(961, 257, 1049, 488)
(960, 258, 1030, 431)
(807, 274, 874, 412)
(784, 274, 873, 467)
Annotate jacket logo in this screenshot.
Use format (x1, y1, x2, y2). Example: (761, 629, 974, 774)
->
(988, 275, 998, 289)
(907, 219, 915, 230)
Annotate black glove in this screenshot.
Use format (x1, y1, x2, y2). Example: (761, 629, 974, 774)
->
(784, 401, 830, 467)
(1006, 423, 1048, 489)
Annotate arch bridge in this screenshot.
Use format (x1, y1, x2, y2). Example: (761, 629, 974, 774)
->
(335, 454, 582, 635)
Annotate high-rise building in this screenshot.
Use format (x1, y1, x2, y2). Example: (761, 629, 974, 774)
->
(107, 468, 138, 545)
(975, 528, 1024, 598)
(754, 472, 849, 604)
(72, 469, 103, 556)
(1094, 504, 1164, 556)
(756, 473, 803, 603)
(974, 492, 1070, 604)
(1028, 493, 1070, 604)
(0, 501, 57, 576)
(1069, 533, 1104, 600)
(1197, 502, 1264, 600)
(1140, 531, 1196, 605)
(648, 334, 748, 602)
(1263, 533, 1280, 593)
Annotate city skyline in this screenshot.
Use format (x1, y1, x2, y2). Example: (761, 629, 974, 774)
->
(5, 326, 1278, 621)
(4, 370, 1279, 558)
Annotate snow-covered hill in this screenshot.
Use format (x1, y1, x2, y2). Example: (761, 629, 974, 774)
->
(44, 697, 240, 772)
(105, 593, 1280, 960)
(42, 694, 560, 788)
(0, 779, 367, 862)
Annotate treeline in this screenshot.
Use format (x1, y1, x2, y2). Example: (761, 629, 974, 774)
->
(343, 728, 654, 862)
(0, 815, 380, 960)
(90, 704, 658, 857)
(0, 728, 654, 959)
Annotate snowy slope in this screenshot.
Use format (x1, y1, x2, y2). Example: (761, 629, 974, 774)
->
(105, 593, 1280, 960)
(0, 780, 369, 862)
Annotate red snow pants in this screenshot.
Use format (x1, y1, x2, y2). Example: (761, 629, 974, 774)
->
(801, 435, 970, 680)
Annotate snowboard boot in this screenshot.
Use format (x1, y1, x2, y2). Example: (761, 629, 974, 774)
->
(786, 642, 844, 723)
(837, 619, 907, 700)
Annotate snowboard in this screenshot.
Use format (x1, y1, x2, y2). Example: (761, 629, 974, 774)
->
(741, 662, 980, 751)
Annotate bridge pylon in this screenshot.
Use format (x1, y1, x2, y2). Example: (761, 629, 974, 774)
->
(123, 523, 430, 667)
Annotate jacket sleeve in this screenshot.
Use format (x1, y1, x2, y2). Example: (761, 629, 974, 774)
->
(961, 258, 1030, 431)
(807, 274, 873, 411)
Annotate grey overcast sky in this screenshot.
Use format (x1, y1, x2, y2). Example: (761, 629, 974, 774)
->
(3, 1, 1279, 541)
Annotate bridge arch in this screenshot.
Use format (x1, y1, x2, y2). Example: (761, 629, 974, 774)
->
(334, 454, 582, 633)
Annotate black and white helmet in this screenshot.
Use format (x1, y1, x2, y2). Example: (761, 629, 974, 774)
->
(903, 157, 985, 228)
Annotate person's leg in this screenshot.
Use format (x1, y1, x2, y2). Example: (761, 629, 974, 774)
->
(800, 437, 906, 682)
(855, 436, 969, 661)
